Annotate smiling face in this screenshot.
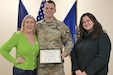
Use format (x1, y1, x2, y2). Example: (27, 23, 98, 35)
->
(23, 18, 35, 33)
(20, 15, 36, 34)
(43, 2, 56, 18)
(82, 16, 94, 32)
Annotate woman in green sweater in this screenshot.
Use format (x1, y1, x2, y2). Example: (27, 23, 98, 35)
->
(0, 15, 39, 75)
(71, 12, 111, 75)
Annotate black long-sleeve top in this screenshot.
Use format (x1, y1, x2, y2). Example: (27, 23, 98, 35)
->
(71, 31, 111, 75)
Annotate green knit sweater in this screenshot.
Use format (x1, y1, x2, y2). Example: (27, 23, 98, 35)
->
(0, 31, 39, 70)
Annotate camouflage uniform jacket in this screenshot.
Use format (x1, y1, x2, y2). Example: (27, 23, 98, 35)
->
(36, 17, 73, 55)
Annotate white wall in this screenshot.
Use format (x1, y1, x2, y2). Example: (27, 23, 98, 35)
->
(78, 0, 113, 75)
(0, 0, 74, 75)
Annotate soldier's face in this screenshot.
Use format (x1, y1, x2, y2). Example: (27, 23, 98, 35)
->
(43, 3, 56, 18)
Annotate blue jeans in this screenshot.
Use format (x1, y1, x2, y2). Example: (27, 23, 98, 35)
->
(13, 66, 37, 75)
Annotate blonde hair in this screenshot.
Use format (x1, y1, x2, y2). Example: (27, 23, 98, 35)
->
(20, 15, 36, 35)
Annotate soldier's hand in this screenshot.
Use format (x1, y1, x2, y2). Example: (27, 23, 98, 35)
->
(61, 52, 67, 59)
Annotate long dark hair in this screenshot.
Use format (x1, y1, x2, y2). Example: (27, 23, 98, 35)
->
(77, 12, 104, 42)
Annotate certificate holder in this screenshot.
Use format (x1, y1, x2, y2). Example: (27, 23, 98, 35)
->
(39, 49, 62, 64)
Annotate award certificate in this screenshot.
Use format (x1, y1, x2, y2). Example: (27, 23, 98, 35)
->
(40, 49, 62, 63)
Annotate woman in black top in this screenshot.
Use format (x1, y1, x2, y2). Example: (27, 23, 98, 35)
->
(71, 12, 111, 75)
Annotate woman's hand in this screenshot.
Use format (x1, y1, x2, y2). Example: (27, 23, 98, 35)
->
(75, 70, 87, 75)
(75, 70, 82, 75)
(82, 71, 87, 75)
(17, 57, 25, 63)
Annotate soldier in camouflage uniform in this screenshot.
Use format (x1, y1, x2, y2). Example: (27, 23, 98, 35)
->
(36, 1, 73, 75)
